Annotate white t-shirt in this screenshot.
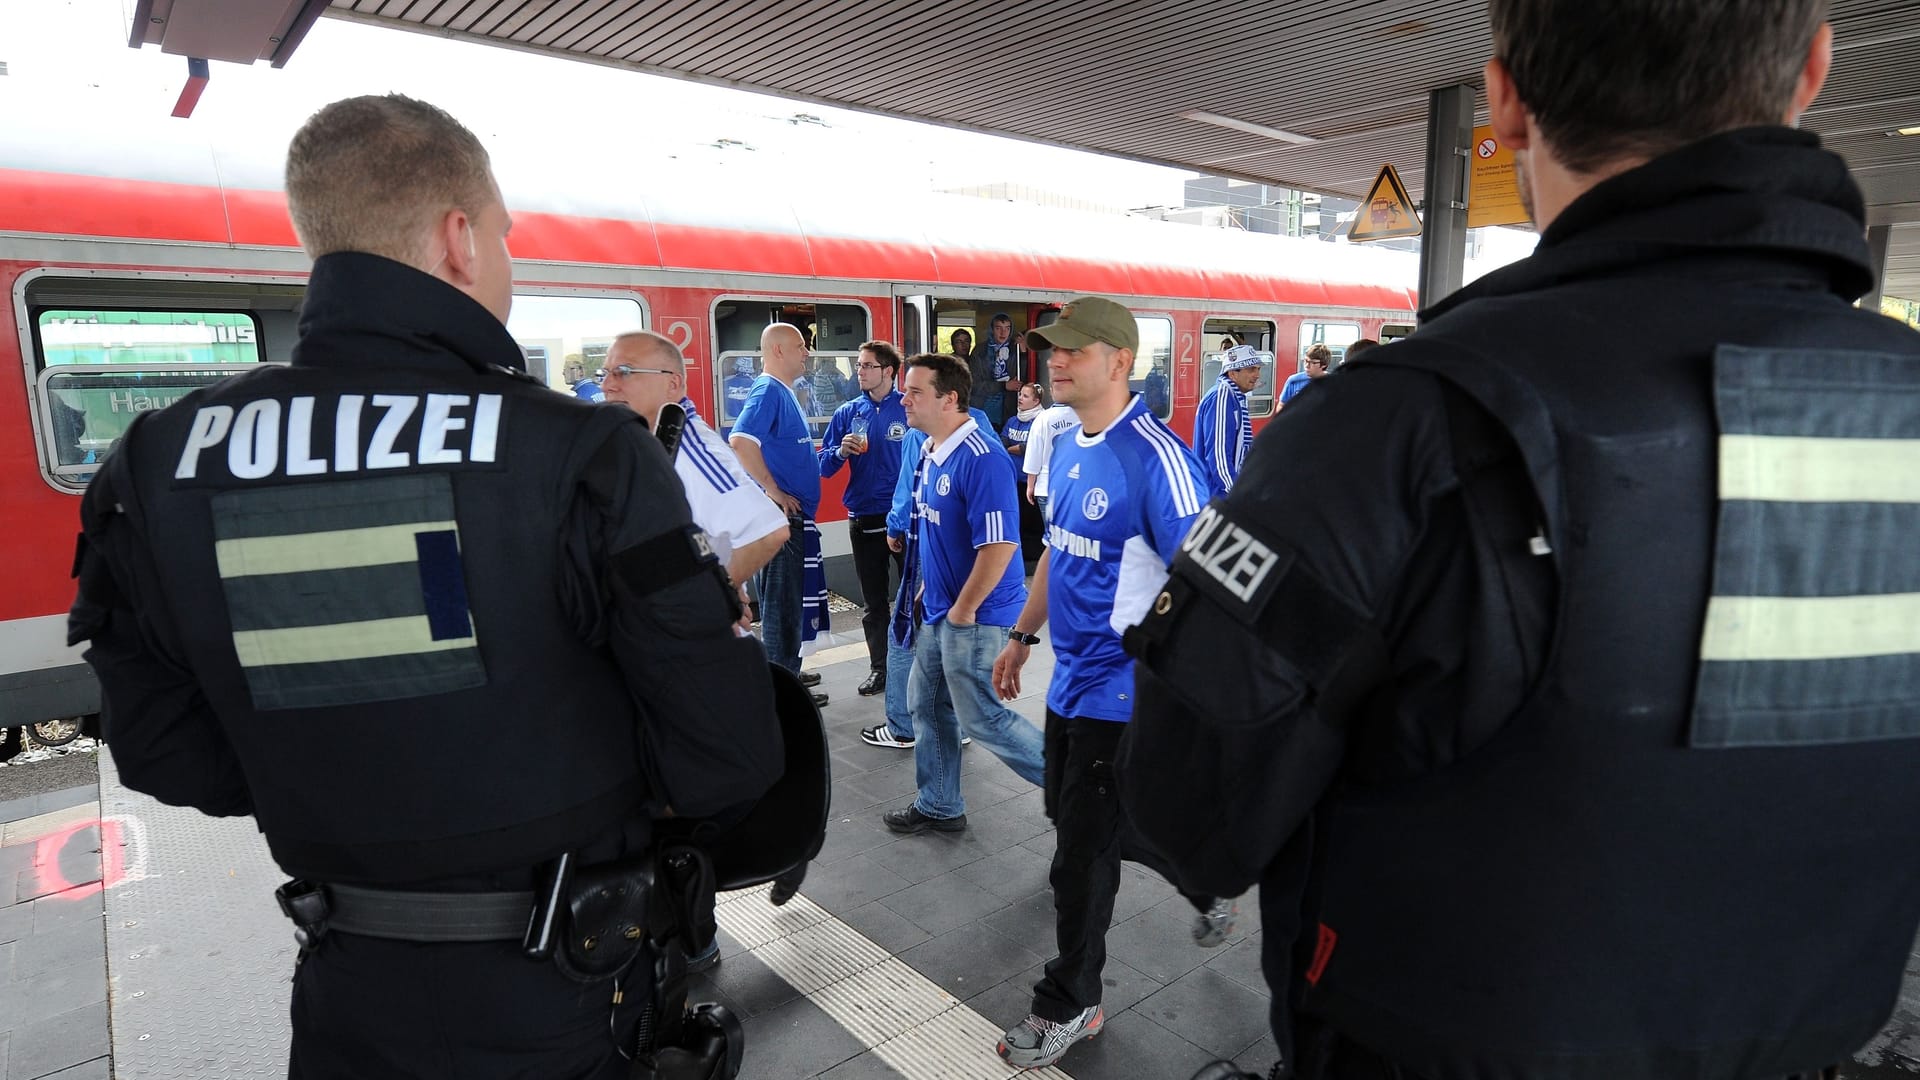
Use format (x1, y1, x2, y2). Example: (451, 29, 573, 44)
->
(676, 409, 788, 566)
(1022, 404, 1081, 499)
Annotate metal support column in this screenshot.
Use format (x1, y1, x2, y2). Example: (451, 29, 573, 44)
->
(1416, 83, 1476, 313)
(1862, 223, 1892, 313)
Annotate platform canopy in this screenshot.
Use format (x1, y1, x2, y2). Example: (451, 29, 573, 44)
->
(135, 0, 1920, 297)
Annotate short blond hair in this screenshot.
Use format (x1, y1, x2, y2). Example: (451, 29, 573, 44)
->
(285, 94, 497, 266)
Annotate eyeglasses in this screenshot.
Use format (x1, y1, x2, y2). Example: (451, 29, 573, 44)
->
(604, 364, 675, 378)
(856, 363, 889, 372)
(1305, 360, 1327, 368)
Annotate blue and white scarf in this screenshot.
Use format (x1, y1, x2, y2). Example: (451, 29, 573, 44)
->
(888, 453, 930, 650)
(797, 517, 832, 655)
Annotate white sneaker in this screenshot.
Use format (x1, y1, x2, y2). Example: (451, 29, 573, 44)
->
(1194, 897, 1238, 948)
(997, 1005, 1103, 1069)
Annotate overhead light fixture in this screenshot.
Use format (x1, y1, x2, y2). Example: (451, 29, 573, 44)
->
(1896, 125, 1920, 136)
(1182, 110, 1318, 145)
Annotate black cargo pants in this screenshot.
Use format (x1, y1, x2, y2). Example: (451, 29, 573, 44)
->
(1031, 711, 1213, 1023)
(289, 933, 645, 1079)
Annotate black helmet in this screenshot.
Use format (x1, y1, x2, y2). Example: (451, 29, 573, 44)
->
(689, 663, 830, 891)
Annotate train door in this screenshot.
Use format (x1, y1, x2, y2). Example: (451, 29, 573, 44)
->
(898, 295, 931, 361)
(924, 296, 1042, 423)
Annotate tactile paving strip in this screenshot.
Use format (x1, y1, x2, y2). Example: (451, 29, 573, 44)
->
(716, 888, 1070, 1079)
(100, 753, 293, 1078)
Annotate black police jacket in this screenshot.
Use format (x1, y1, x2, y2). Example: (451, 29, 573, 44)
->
(68, 253, 782, 884)
(1121, 127, 1920, 1078)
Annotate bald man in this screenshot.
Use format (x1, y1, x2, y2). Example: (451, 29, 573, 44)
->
(729, 324, 828, 706)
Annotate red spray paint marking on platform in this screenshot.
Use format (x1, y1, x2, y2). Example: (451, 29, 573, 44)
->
(29, 818, 128, 900)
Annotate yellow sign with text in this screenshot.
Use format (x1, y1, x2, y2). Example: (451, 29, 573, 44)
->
(1347, 165, 1421, 242)
(1468, 125, 1530, 228)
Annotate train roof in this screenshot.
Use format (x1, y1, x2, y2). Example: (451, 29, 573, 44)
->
(0, 94, 1418, 312)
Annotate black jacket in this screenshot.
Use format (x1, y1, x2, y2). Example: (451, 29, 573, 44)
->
(1122, 128, 1920, 1078)
(69, 254, 781, 885)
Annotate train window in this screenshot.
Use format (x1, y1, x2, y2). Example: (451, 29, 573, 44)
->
(711, 298, 870, 438)
(1129, 315, 1175, 420)
(1200, 318, 1281, 418)
(712, 351, 861, 438)
(37, 309, 263, 366)
(505, 294, 645, 391)
(31, 306, 272, 489)
(1298, 320, 1363, 368)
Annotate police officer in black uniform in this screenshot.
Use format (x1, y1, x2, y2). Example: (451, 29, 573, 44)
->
(1122, 4, 1920, 1078)
(67, 95, 781, 1078)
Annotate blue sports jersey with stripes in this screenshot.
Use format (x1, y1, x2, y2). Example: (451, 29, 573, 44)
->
(669, 398, 788, 569)
(916, 417, 1026, 627)
(1045, 395, 1208, 722)
(1192, 375, 1251, 500)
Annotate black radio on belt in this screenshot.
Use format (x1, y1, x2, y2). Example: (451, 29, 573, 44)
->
(274, 879, 331, 949)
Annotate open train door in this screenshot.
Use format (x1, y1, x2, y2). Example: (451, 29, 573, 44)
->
(1026, 303, 1060, 391)
(898, 295, 932, 358)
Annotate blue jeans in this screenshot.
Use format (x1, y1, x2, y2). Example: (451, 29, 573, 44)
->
(756, 519, 804, 674)
(909, 619, 1046, 819)
(883, 593, 920, 741)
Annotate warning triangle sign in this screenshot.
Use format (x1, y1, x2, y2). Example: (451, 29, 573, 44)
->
(1347, 164, 1422, 242)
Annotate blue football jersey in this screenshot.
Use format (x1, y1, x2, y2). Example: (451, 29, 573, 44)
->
(917, 418, 1027, 627)
(1044, 396, 1208, 722)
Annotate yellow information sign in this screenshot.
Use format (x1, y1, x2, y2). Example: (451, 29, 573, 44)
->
(1468, 125, 1530, 228)
(1347, 164, 1421, 242)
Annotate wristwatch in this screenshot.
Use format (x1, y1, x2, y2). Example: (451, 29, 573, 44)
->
(1008, 629, 1040, 646)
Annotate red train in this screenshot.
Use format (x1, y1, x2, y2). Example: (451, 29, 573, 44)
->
(0, 120, 1416, 730)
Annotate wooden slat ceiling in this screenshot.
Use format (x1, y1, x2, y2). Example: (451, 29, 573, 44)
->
(325, 0, 1920, 297)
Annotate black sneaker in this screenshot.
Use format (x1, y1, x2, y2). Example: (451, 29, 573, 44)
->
(769, 866, 805, 906)
(883, 805, 967, 834)
(798, 670, 822, 687)
(810, 690, 829, 708)
(860, 724, 915, 749)
(857, 670, 886, 696)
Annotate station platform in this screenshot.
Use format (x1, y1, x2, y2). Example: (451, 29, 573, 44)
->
(2, 622, 1918, 1079)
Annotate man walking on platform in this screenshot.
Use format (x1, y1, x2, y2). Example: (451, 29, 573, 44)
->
(861, 398, 992, 751)
(819, 340, 909, 696)
(991, 297, 1234, 1070)
(882, 353, 1045, 835)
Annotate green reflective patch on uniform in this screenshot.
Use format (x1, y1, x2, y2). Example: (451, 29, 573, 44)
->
(1693, 345, 1920, 747)
(231, 616, 480, 668)
(211, 474, 484, 710)
(1718, 435, 1920, 502)
(1699, 593, 1920, 662)
(215, 520, 459, 578)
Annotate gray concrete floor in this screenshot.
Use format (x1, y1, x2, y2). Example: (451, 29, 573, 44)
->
(1, 603, 1916, 1078)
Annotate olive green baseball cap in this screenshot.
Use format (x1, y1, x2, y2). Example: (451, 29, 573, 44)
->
(1026, 296, 1138, 353)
